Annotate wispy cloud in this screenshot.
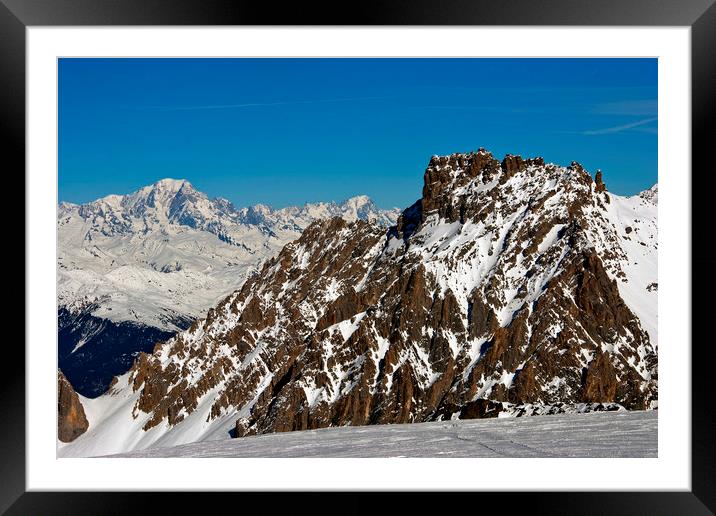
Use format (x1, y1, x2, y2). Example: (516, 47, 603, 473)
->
(146, 96, 387, 111)
(405, 105, 530, 113)
(580, 116, 658, 135)
(591, 99, 657, 116)
(414, 84, 657, 95)
(629, 125, 658, 135)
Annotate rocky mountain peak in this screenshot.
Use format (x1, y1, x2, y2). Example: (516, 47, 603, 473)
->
(238, 203, 274, 225)
(213, 197, 237, 214)
(417, 148, 598, 231)
(421, 149, 499, 221)
(153, 177, 194, 192)
(341, 195, 374, 213)
(338, 195, 385, 222)
(126, 178, 202, 213)
(74, 148, 653, 449)
(346, 194, 372, 205)
(59, 149, 657, 456)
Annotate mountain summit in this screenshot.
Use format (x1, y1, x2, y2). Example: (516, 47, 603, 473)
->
(59, 178, 400, 327)
(58, 180, 399, 397)
(59, 150, 657, 456)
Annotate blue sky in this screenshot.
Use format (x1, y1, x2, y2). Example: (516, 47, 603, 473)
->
(59, 58, 657, 210)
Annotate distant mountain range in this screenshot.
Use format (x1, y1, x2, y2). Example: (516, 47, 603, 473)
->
(58, 149, 657, 457)
(57, 179, 400, 397)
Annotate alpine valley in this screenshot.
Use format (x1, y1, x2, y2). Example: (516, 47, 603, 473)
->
(58, 149, 658, 457)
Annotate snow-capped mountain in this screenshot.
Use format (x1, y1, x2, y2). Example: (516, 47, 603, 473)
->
(58, 179, 400, 396)
(237, 195, 400, 231)
(58, 149, 657, 457)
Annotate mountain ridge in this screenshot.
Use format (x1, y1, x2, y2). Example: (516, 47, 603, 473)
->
(58, 180, 400, 397)
(58, 179, 400, 329)
(59, 148, 657, 457)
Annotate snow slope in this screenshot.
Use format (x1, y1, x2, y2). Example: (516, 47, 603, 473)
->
(103, 410, 657, 458)
(605, 186, 658, 345)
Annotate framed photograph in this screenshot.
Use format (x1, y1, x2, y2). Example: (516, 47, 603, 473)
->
(6, 0, 714, 513)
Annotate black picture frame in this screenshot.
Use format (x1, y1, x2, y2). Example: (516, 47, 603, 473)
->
(4, 0, 715, 513)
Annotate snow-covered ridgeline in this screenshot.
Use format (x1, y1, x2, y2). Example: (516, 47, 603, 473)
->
(58, 178, 400, 332)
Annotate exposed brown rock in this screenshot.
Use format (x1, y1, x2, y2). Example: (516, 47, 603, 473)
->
(582, 352, 618, 403)
(421, 150, 500, 222)
(595, 170, 607, 193)
(58, 371, 88, 442)
(116, 148, 656, 441)
(459, 399, 504, 419)
(501, 154, 526, 177)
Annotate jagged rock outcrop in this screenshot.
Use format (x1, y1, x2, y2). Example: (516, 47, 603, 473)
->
(64, 148, 657, 455)
(58, 371, 89, 442)
(125, 148, 657, 436)
(594, 170, 607, 193)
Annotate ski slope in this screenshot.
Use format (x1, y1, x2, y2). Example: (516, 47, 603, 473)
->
(104, 411, 657, 458)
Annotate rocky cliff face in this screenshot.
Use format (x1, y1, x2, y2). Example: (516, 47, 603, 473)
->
(128, 148, 657, 433)
(59, 149, 657, 456)
(58, 371, 89, 442)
